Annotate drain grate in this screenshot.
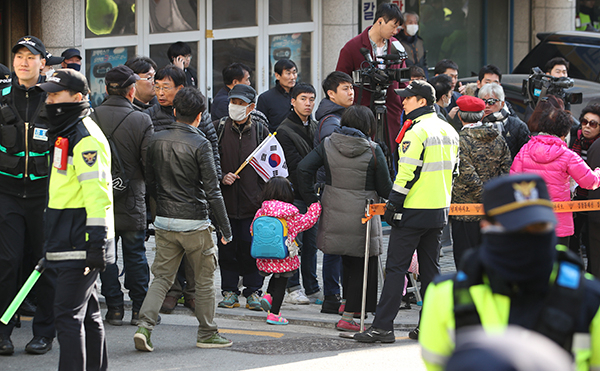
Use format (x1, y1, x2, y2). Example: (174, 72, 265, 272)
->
(228, 335, 377, 355)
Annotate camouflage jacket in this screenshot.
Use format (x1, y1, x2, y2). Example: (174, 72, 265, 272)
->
(452, 123, 512, 221)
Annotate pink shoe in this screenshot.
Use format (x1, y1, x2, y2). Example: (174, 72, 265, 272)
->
(260, 294, 272, 312)
(266, 312, 288, 325)
(336, 318, 360, 332)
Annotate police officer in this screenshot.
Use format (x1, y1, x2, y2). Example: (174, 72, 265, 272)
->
(38, 69, 114, 371)
(0, 36, 56, 356)
(354, 79, 459, 343)
(419, 173, 600, 371)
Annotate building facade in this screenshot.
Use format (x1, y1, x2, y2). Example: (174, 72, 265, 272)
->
(0, 0, 577, 104)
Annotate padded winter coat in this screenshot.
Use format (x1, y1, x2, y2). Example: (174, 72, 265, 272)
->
(511, 134, 600, 237)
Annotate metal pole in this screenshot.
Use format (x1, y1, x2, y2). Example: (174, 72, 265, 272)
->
(360, 199, 374, 332)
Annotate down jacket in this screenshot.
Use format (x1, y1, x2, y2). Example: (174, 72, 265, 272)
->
(511, 134, 600, 237)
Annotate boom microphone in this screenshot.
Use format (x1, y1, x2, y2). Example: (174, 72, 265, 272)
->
(360, 47, 374, 63)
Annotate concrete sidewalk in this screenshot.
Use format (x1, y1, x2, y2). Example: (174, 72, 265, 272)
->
(99, 226, 457, 331)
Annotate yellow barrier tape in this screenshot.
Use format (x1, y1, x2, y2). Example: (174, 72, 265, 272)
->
(365, 200, 600, 218)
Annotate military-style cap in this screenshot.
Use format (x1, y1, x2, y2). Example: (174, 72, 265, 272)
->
(12, 36, 46, 56)
(37, 69, 89, 95)
(229, 84, 257, 103)
(483, 173, 556, 232)
(457, 95, 485, 112)
(395, 79, 436, 105)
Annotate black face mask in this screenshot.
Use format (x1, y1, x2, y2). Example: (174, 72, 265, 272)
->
(65, 63, 81, 71)
(46, 101, 89, 137)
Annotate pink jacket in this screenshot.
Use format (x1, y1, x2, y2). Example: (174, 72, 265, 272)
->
(251, 200, 321, 273)
(511, 135, 600, 237)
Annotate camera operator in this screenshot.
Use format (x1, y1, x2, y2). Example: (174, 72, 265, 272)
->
(335, 2, 406, 154)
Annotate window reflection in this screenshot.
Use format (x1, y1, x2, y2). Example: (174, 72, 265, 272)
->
(269, 0, 311, 24)
(212, 0, 256, 29)
(268, 33, 311, 88)
(150, 0, 198, 33)
(85, 0, 136, 38)
(212, 38, 256, 94)
(85, 46, 136, 107)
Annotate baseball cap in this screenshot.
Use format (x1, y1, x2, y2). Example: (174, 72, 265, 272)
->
(0, 64, 12, 89)
(12, 36, 46, 56)
(457, 95, 485, 112)
(45, 52, 64, 66)
(37, 69, 89, 95)
(61, 48, 82, 60)
(228, 84, 257, 103)
(395, 80, 436, 105)
(483, 173, 556, 232)
(105, 65, 140, 88)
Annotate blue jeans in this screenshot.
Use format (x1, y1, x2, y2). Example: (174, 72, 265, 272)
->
(287, 199, 320, 295)
(100, 230, 149, 311)
(322, 254, 342, 296)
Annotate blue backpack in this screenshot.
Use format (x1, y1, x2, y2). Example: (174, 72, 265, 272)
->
(251, 216, 290, 259)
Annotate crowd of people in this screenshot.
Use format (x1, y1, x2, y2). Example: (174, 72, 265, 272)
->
(2, 2, 600, 370)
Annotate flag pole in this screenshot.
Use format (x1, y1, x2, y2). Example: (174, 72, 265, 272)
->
(234, 132, 274, 175)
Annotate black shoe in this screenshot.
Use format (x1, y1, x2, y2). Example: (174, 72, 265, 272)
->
(321, 294, 341, 314)
(18, 297, 37, 317)
(25, 336, 52, 354)
(408, 327, 419, 340)
(0, 335, 14, 355)
(105, 306, 124, 326)
(353, 326, 395, 343)
(131, 311, 140, 326)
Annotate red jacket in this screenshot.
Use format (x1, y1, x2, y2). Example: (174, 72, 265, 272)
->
(336, 26, 406, 148)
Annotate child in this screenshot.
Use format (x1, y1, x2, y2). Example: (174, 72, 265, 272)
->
(251, 177, 321, 325)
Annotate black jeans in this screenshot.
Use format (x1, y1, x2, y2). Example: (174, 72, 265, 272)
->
(372, 225, 442, 331)
(451, 220, 482, 269)
(0, 193, 55, 338)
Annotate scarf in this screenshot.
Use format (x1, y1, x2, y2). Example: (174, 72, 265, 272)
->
(480, 230, 556, 294)
(482, 106, 510, 135)
(395, 105, 435, 143)
(46, 102, 90, 138)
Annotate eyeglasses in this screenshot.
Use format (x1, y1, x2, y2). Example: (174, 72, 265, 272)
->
(154, 86, 174, 92)
(582, 118, 599, 129)
(483, 98, 501, 106)
(138, 76, 154, 82)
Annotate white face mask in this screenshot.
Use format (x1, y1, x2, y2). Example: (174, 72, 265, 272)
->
(442, 95, 450, 108)
(229, 102, 250, 122)
(45, 68, 55, 80)
(406, 24, 419, 36)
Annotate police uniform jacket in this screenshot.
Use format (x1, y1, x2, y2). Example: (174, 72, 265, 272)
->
(45, 113, 115, 269)
(0, 76, 50, 198)
(390, 108, 459, 228)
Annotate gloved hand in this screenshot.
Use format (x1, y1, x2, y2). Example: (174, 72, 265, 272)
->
(85, 242, 107, 272)
(286, 238, 299, 258)
(384, 201, 402, 228)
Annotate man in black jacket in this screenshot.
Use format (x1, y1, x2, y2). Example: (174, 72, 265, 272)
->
(0, 35, 56, 356)
(256, 59, 297, 132)
(277, 83, 322, 304)
(134, 87, 233, 352)
(95, 65, 154, 326)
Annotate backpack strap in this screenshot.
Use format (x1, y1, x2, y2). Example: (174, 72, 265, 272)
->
(317, 114, 337, 144)
(216, 116, 228, 144)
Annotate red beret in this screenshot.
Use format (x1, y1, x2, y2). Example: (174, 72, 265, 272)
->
(456, 95, 485, 112)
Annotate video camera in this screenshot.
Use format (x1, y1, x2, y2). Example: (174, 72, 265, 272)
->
(352, 41, 410, 101)
(522, 67, 583, 109)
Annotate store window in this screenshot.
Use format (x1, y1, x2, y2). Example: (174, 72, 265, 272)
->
(269, 0, 311, 24)
(150, 42, 199, 71)
(268, 33, 311, 89)
(212, 0, 256, 29)
(85, 0, 136, 38)
(212, 38, 257, 94)
(85, 46, 136, 107)
(150, 0, 199, 33)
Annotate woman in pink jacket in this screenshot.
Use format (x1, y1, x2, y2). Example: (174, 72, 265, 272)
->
(511, 107, 600, 245)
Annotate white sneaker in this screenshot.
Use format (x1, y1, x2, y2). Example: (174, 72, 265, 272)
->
(285, 289, 310, 305)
